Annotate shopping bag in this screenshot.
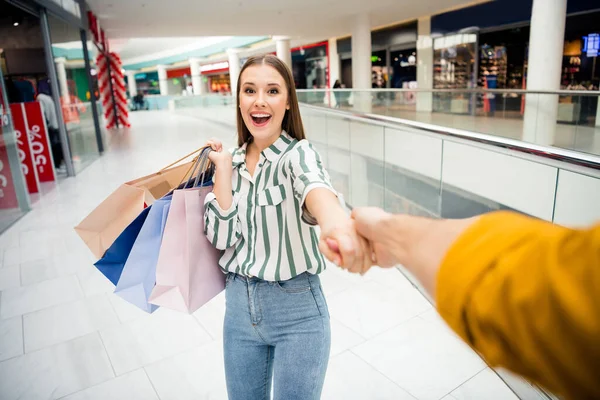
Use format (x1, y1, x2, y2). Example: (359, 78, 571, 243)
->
(126, 160, 196, 206)
(114, 195, 172, 313)
(74, 149, 201, 259)
(93, 207, 151, 286)
(74, 184, 145, 259)
(149, 148, 224, 313)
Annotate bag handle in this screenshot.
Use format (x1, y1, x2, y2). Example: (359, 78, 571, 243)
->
(158, 146, 205, 173)
(193, 148, 214, 187)
(179, 147, 212, 190)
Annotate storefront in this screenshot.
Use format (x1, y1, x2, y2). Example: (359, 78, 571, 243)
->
(201, 61, 230, 94)
(337, 22, 418, 89)
(131, 71, 160, 95)
(0, 0, 103, 233)
(290, 41, 328, 89)
(166, 67, 193, 95)
(431, 0, 600, 121)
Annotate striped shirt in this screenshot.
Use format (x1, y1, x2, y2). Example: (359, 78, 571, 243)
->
(203, 130, 339, 281)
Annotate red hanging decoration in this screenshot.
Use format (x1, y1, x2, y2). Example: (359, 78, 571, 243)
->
(96, 52, 131, 129)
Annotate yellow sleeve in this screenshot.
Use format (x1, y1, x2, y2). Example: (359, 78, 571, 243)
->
(436, 211, 600, 400)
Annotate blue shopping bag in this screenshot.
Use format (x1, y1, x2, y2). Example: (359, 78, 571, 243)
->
(114, 195, 172, 313)
(93, 207, 151, 286)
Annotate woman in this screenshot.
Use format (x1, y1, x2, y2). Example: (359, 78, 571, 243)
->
(203, 54, 371, 400)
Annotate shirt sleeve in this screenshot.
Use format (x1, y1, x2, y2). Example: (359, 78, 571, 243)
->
(436, 211, 600, 399)
(286, 140, 345, 225)
(204, 192, 241, 250)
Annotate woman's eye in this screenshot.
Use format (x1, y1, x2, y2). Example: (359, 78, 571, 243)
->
(268, 89, 279, 94)
(244, 88, 255, 94)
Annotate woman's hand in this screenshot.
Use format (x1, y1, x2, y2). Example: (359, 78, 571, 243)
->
(320, 218, 373, 275)
(206, 138, 232, 169)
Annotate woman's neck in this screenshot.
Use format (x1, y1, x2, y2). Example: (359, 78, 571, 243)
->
(249, 131, 282, 153)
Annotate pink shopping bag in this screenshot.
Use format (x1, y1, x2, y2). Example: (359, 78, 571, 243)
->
(149, 186, 224, 313)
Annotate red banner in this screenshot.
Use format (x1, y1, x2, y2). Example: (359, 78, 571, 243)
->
(10, 104, 39, 194)
(23, 102, 56, 183)
(0, 85, 19, 209)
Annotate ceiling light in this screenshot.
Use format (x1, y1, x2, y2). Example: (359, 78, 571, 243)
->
(13, 22, 19, 27)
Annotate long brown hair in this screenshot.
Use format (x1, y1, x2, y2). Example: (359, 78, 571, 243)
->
(236, 54, 305, 146)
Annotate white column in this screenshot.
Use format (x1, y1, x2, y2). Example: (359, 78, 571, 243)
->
(351, 14, 372, 112)
(522, 0, 567, 146)
(157, 64, 169, 96)
(54, 57, 69, 103)
(227, 49, 242, 98)
(595, 90, 600, 127)
(416, 16, 433, 113)
(126, 71, 137, 98)
(273, 36, 292, 70)
(328, 38, 341, 107)
(189, 57, 202, 95)
(328, 38, 340, 86)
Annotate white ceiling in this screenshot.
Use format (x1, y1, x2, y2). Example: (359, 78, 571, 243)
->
(86, 0, 486, 39)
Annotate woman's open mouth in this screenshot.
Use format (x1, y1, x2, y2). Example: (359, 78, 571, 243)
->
(250, 113, 272, 127)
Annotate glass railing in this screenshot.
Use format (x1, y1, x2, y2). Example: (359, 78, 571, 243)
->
(297, 89, 600, 158)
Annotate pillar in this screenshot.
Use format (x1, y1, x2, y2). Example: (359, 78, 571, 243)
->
(126, 70, 137, 98)
(189, 57, 202, 95)
(274, 36, 292, 70)
(328, 38, 340, 87)
(54, 57, 70, 103)
(595, 90, 600, 127)
(416, 16, 433, 113)
(227, 49, 242, 97)
(157, 65, 168, 96)
(522, 0, 567, 146)
(328, 38, 341, 107)
(351, 14, 372, 112)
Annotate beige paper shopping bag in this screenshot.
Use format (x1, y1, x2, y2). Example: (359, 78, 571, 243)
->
(75, 148, 203, 259)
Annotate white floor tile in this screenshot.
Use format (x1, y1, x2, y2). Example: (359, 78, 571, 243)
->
(0, 265, 20, 290)
(108, 293, 152, 324)
(76, 265, 116, 297)
(192, 291, 225, 340)
(60, 369, 159, 400)
(330, 317, 366, 357)
(322, 351, 416, 400)
(318, 264, 360, 297)
(1, 275, 84, 319)
(24, 294, 120, 353)
(352, 317, 486, 400)
(145, 341, 227, 400)
(327, 279, 431, 339)
(100, 308, 213, 376)
(0, 316, 23, 362)
(3, 247, 20, 267)
(451, 368, 519, 400)
(0, 333, 114, 400)
(20, 252, 88, 287)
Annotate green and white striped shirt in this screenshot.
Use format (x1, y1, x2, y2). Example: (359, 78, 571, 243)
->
(204, 130, 339, 281)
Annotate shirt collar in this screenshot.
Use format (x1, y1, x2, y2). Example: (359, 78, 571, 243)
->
(232, 131, 295, 168)
(261, 130, 295, 163)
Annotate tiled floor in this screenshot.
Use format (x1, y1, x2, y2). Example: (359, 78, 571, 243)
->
(0, 110, 519, 399)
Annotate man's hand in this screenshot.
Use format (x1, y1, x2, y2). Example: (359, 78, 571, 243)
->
(350, 207, 400, 268)
(319, 218, 373, 275)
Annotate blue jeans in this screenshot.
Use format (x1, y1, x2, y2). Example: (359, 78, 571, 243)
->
(223, 272, 331, 400)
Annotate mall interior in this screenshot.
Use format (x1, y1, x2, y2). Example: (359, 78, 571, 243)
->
(0, 0, 599, 399)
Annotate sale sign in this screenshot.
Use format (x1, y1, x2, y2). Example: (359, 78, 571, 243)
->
(23, 102, 57, 182)
(10, 103, 39, 194)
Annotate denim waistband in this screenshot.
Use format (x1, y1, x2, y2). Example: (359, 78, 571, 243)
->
(227, 271, 315, 284)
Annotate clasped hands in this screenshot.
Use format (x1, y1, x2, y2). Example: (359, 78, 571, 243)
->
(319, 207, 398, 275)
